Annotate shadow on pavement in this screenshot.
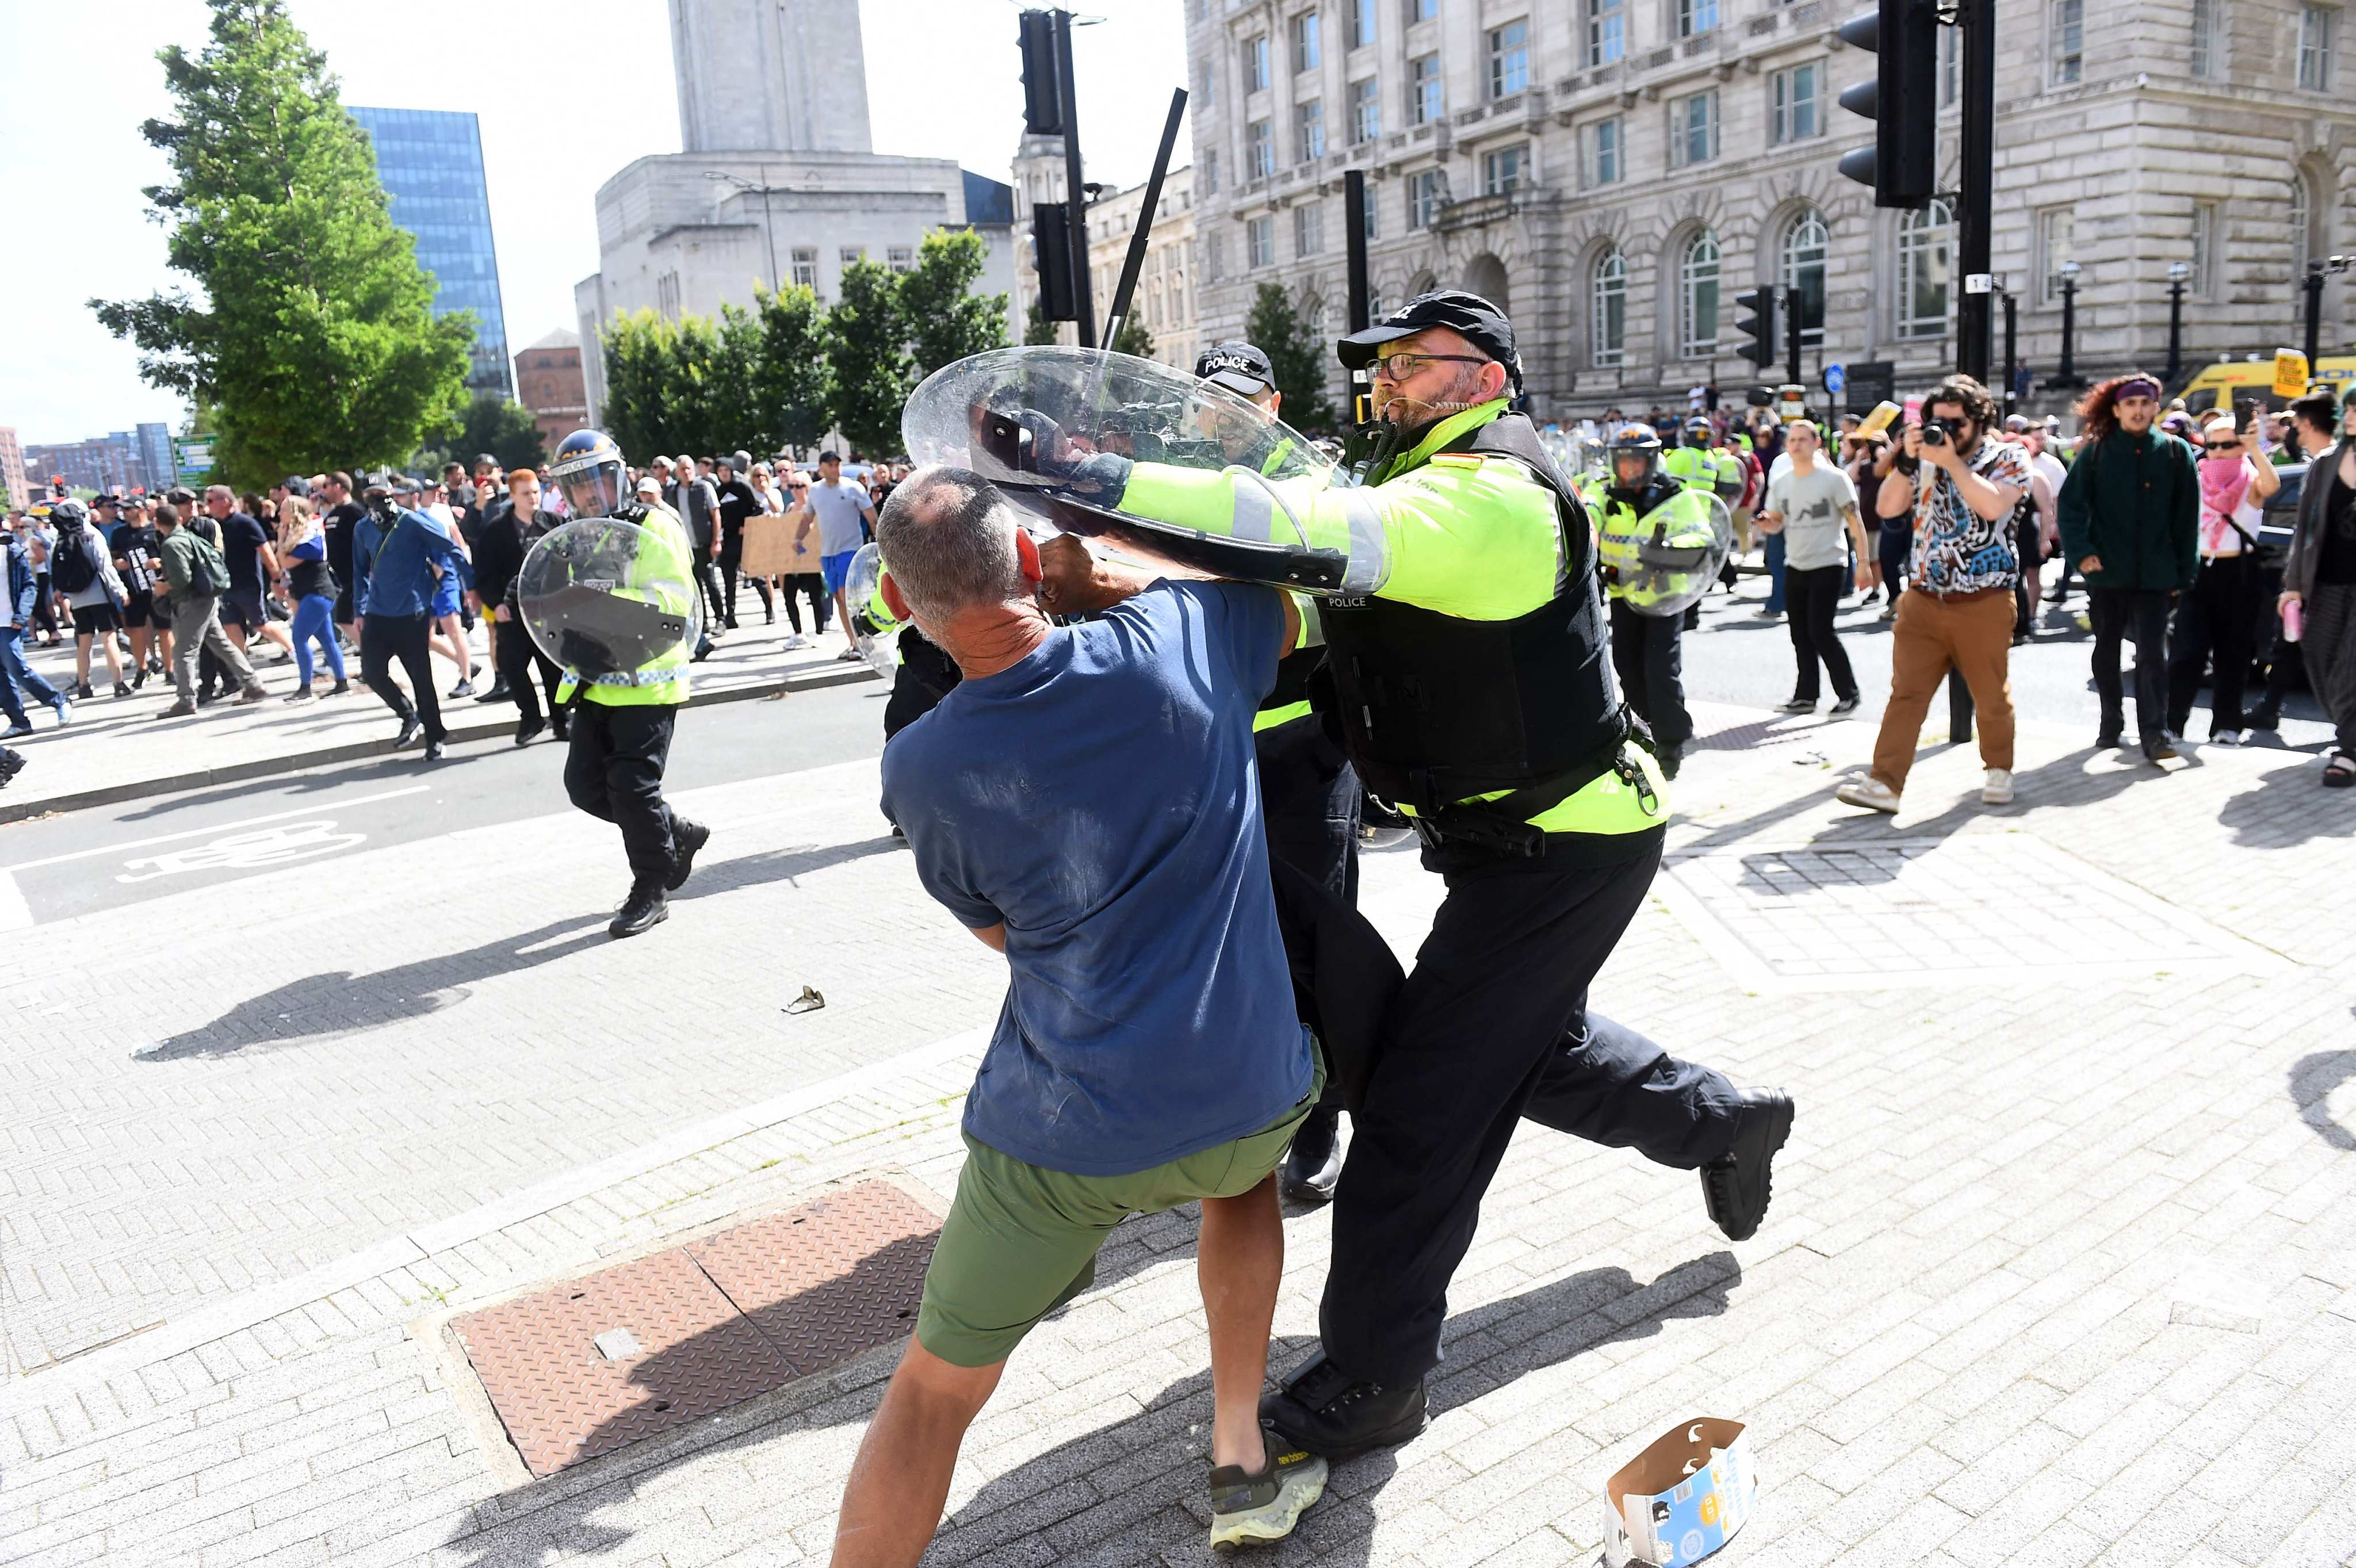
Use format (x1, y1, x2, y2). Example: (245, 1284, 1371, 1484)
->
(2289, 1043, 2356, 1152)
(434, 1249, 1741, 1567)
(111, 754, 435, 821)
(132, 837, 902, 1061)
(2217, 755, 2353, 847)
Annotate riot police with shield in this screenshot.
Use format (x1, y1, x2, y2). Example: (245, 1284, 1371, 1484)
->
(924, 292, 1792, 1462)
(525, 430, 712, 938)
(1597, 424, 1731, 779)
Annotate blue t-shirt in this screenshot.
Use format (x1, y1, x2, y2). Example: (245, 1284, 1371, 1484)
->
(881, 581, 1310, 1177)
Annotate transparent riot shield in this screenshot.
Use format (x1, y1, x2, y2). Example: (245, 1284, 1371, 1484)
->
(902, 347, 1356, 591)
(515, 517, 702, 682)
(844, 542, 901, 680)
(1624, 491, 1736, 619)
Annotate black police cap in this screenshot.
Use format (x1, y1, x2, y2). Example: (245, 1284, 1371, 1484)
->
(1194, 340, 1276, 397)
(1336, 288, 1522, 394)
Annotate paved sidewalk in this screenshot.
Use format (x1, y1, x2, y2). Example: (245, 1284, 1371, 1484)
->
(0, 616, 875, 823)
(5, 699, 2354, 1567)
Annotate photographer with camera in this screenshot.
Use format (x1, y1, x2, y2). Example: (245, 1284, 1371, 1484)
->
(2056, 374, 2200, 762)
(1838, 376, 2030, 814)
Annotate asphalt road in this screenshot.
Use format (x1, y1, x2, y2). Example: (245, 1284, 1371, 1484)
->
(0, 679, 893, 927)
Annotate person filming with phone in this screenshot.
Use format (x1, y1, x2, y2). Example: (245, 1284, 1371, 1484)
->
(1837, 375, 2030, 815)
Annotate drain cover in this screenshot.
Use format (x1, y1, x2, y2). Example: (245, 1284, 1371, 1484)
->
(1656, 836, 2286, 992)
(453, 1248, 789, 1477)
(452, 1180, 942, 1478)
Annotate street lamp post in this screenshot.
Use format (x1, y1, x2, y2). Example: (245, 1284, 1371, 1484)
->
(2305, 256, 2352, 369)
(704, 170, 782, 291)
(2056, 259, 2083, 387)
(2166, 261, 2189, 385)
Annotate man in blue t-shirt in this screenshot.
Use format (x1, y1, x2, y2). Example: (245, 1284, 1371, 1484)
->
(841, 466, 1327, 1561)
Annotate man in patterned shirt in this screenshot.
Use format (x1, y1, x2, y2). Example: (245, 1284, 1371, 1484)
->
(1838, 374, 2030, 814)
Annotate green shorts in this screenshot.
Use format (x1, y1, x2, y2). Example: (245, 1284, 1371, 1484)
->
(916, 1066, 1324, 1368)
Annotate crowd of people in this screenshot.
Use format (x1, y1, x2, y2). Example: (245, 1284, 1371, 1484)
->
(0, 450, 909, 789)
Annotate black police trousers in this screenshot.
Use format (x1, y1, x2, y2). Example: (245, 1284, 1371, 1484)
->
(1609, 601, 1693, 751)
(563, 701, 680, 884)
(360, 613, 444, 743)
(1255, 713, 1361, 906)
(1320, 839, 1744, 1389)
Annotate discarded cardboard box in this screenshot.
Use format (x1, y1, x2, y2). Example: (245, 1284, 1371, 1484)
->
(1602, 1417, 1757, 1568)
(740, 513, 823, 579)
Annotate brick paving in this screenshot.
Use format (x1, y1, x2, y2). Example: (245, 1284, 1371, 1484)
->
(3, 697, 2354, 1567)
(0, 615, 871, 822)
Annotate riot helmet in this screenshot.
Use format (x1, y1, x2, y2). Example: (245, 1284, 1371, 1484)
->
(1682, 416, 1716, 449)
(547, 429, 629, 519)
(1607, 425, 1664, 495)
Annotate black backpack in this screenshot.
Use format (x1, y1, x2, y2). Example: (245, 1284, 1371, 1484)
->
(51, 526, 97, 595)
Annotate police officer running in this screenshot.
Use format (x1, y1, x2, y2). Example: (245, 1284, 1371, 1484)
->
(1196, 339, 1362, 1201)
(537, 431, 713, 938)
(1013, 291, 1794, 1461)
(1597, 424, 1723, 778)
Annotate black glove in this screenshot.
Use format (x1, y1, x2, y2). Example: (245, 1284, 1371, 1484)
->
(969, 406, 1132, 499)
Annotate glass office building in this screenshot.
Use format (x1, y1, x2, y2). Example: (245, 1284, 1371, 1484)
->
(349, 106, 511, 398)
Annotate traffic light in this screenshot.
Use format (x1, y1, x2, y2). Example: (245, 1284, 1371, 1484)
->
(1836, 0, 1939, 209)
(1733, 288, 1779, 370)
(1018, 10, 1065, 136)
(1031, 204, 1077, 320)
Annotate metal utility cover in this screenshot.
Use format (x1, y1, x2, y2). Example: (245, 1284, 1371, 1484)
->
(1656, 836, 2289, 993)
(453, 1247, 789, 1478)
(688, 1181, 940, 1378)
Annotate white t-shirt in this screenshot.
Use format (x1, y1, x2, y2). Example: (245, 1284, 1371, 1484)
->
(1765, 462, 1860, 572)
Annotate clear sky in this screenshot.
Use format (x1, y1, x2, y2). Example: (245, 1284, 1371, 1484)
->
(0, 0, 1187, 447)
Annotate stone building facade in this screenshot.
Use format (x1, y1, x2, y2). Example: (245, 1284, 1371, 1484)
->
(1087, 166, 1202, 371)
(1185, 0, 2356, 420)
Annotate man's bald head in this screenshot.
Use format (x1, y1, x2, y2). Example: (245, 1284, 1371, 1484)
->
(875, 465, 1030, 624)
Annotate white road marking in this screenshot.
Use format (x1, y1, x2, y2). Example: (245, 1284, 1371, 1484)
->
(117, 821, 368, 882)
(0, 870, 30, 934)
(1, 785, 427, 873)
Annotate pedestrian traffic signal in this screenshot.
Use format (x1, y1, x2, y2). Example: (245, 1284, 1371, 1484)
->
(1032, 204, 1078, 321)
(1836, 0, 1939, 209)
(1733, 288, 1779, 370)
(1018, 11, 1066, 136)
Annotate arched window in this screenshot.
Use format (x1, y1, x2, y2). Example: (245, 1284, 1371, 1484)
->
(1898, 199, 1953, 340)
(1679, 230, 1720, 358)
(1780, 209, 1829, 349)
(1592, 247, 1627, 368)
(1367, 285, 1387, 322)
(2292, 173, 2315, 276)
(1409, 270, 1439, 300)
(1303, 294, 1329, 341)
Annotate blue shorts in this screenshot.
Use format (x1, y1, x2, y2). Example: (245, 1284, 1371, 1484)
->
(821, 550, 857, 595)
(432, 574, 462, 618)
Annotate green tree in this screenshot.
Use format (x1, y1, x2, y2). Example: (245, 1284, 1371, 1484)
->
(901, 230, 1009, 380)
(663, 312, 726, 458)
(426, 393, 545, 473)
(91, 0, 471, 489)
(598, 309, 678, 462)
(704, 302, 770, 457)
(827, 259, 912, 458)
(1245, 284, 1335, 431)
(754, 282, 834, 453)
(1024, 299, 1061, 346)
(1110, 315, 1156, 360)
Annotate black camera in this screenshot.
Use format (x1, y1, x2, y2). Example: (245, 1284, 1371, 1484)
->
(1921, 417, 1957, 448)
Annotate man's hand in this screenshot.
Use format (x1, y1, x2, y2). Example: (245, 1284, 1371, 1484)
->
(1035, 534, 1154, 616)
(2079, 555, 2102, 574)
(1852, 563, 1872, 594)
(1901, 424, 1925, 463)
(2280, 589, 2303, 615)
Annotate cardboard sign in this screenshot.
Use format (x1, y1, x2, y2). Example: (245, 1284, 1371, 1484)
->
(740, 513, 820, 578)
(1602, 1418, 1757, 1568)
(2273, 349, 2312, 400)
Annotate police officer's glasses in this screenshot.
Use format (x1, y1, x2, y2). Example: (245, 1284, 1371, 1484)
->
(1368, 352, 1490, 381)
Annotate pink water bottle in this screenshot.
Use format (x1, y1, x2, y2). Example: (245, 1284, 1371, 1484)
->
(2284, 600, 2305, 643)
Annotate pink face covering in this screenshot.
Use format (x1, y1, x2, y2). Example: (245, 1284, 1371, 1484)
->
(2198, 453, 2251, 554)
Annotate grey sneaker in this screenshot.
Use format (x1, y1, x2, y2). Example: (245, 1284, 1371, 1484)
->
(1208, 1444, 1327, 1551)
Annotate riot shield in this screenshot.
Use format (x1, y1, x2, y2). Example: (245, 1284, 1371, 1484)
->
(1625, 492, 1736, 619)
(844, 542, 901, 680)
(515, 518, 702, 680)
(901, 347, 1356, 591)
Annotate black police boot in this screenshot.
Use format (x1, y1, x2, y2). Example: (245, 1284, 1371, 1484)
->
(666, 819, 711, 892)
(1259, 1351, 1427, 1462)
(1700, 1087, 1795, 1242)
(1280, 1106, 1342, 1204)
(609, 878, 669, 939)
(393, 716, 422, 749)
